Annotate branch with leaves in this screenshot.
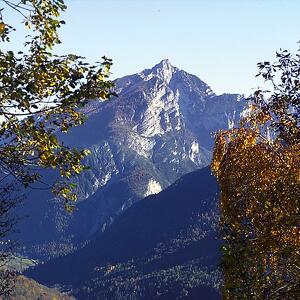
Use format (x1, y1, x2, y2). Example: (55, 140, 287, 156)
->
(0, 0, 114, 209)
(212, 46, 300, 299)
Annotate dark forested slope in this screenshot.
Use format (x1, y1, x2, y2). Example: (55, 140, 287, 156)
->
(27, 167, 221, 299)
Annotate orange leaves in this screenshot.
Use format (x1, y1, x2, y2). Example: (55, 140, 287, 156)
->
(212, 103, 300, 299)
(0, 22, 5, 33)
(211, 131, 227, 176)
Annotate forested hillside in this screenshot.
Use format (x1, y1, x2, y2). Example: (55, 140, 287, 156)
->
(27, 167, 221, 300)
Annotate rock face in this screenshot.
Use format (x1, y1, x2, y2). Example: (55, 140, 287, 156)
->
(15, 60, 245, 258)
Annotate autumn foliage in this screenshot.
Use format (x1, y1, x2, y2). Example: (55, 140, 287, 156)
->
(212, 47, 300, 299)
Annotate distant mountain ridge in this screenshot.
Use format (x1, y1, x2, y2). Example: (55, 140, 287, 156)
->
(15, 60, 245, 258)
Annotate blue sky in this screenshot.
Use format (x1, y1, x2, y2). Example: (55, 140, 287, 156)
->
(6, 0, 300, 95)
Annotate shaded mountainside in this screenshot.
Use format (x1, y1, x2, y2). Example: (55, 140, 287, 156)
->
(15, 59, 244, 258)
(27, 167, 221, 300)
(0, 276, 75, 300)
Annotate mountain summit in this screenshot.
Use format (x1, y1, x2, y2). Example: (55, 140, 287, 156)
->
(16, 61, 245, 258)
(148, 58, 174, 74)
(140, 59, 214, 96)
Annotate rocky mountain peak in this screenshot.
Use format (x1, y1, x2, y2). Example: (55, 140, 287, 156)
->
(154, 58, 173, 71)
(139, 58, 175, 84)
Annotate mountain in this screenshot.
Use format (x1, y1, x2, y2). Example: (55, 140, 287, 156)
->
(26, 166, 221, 300)
(15, 59, 244, 258)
